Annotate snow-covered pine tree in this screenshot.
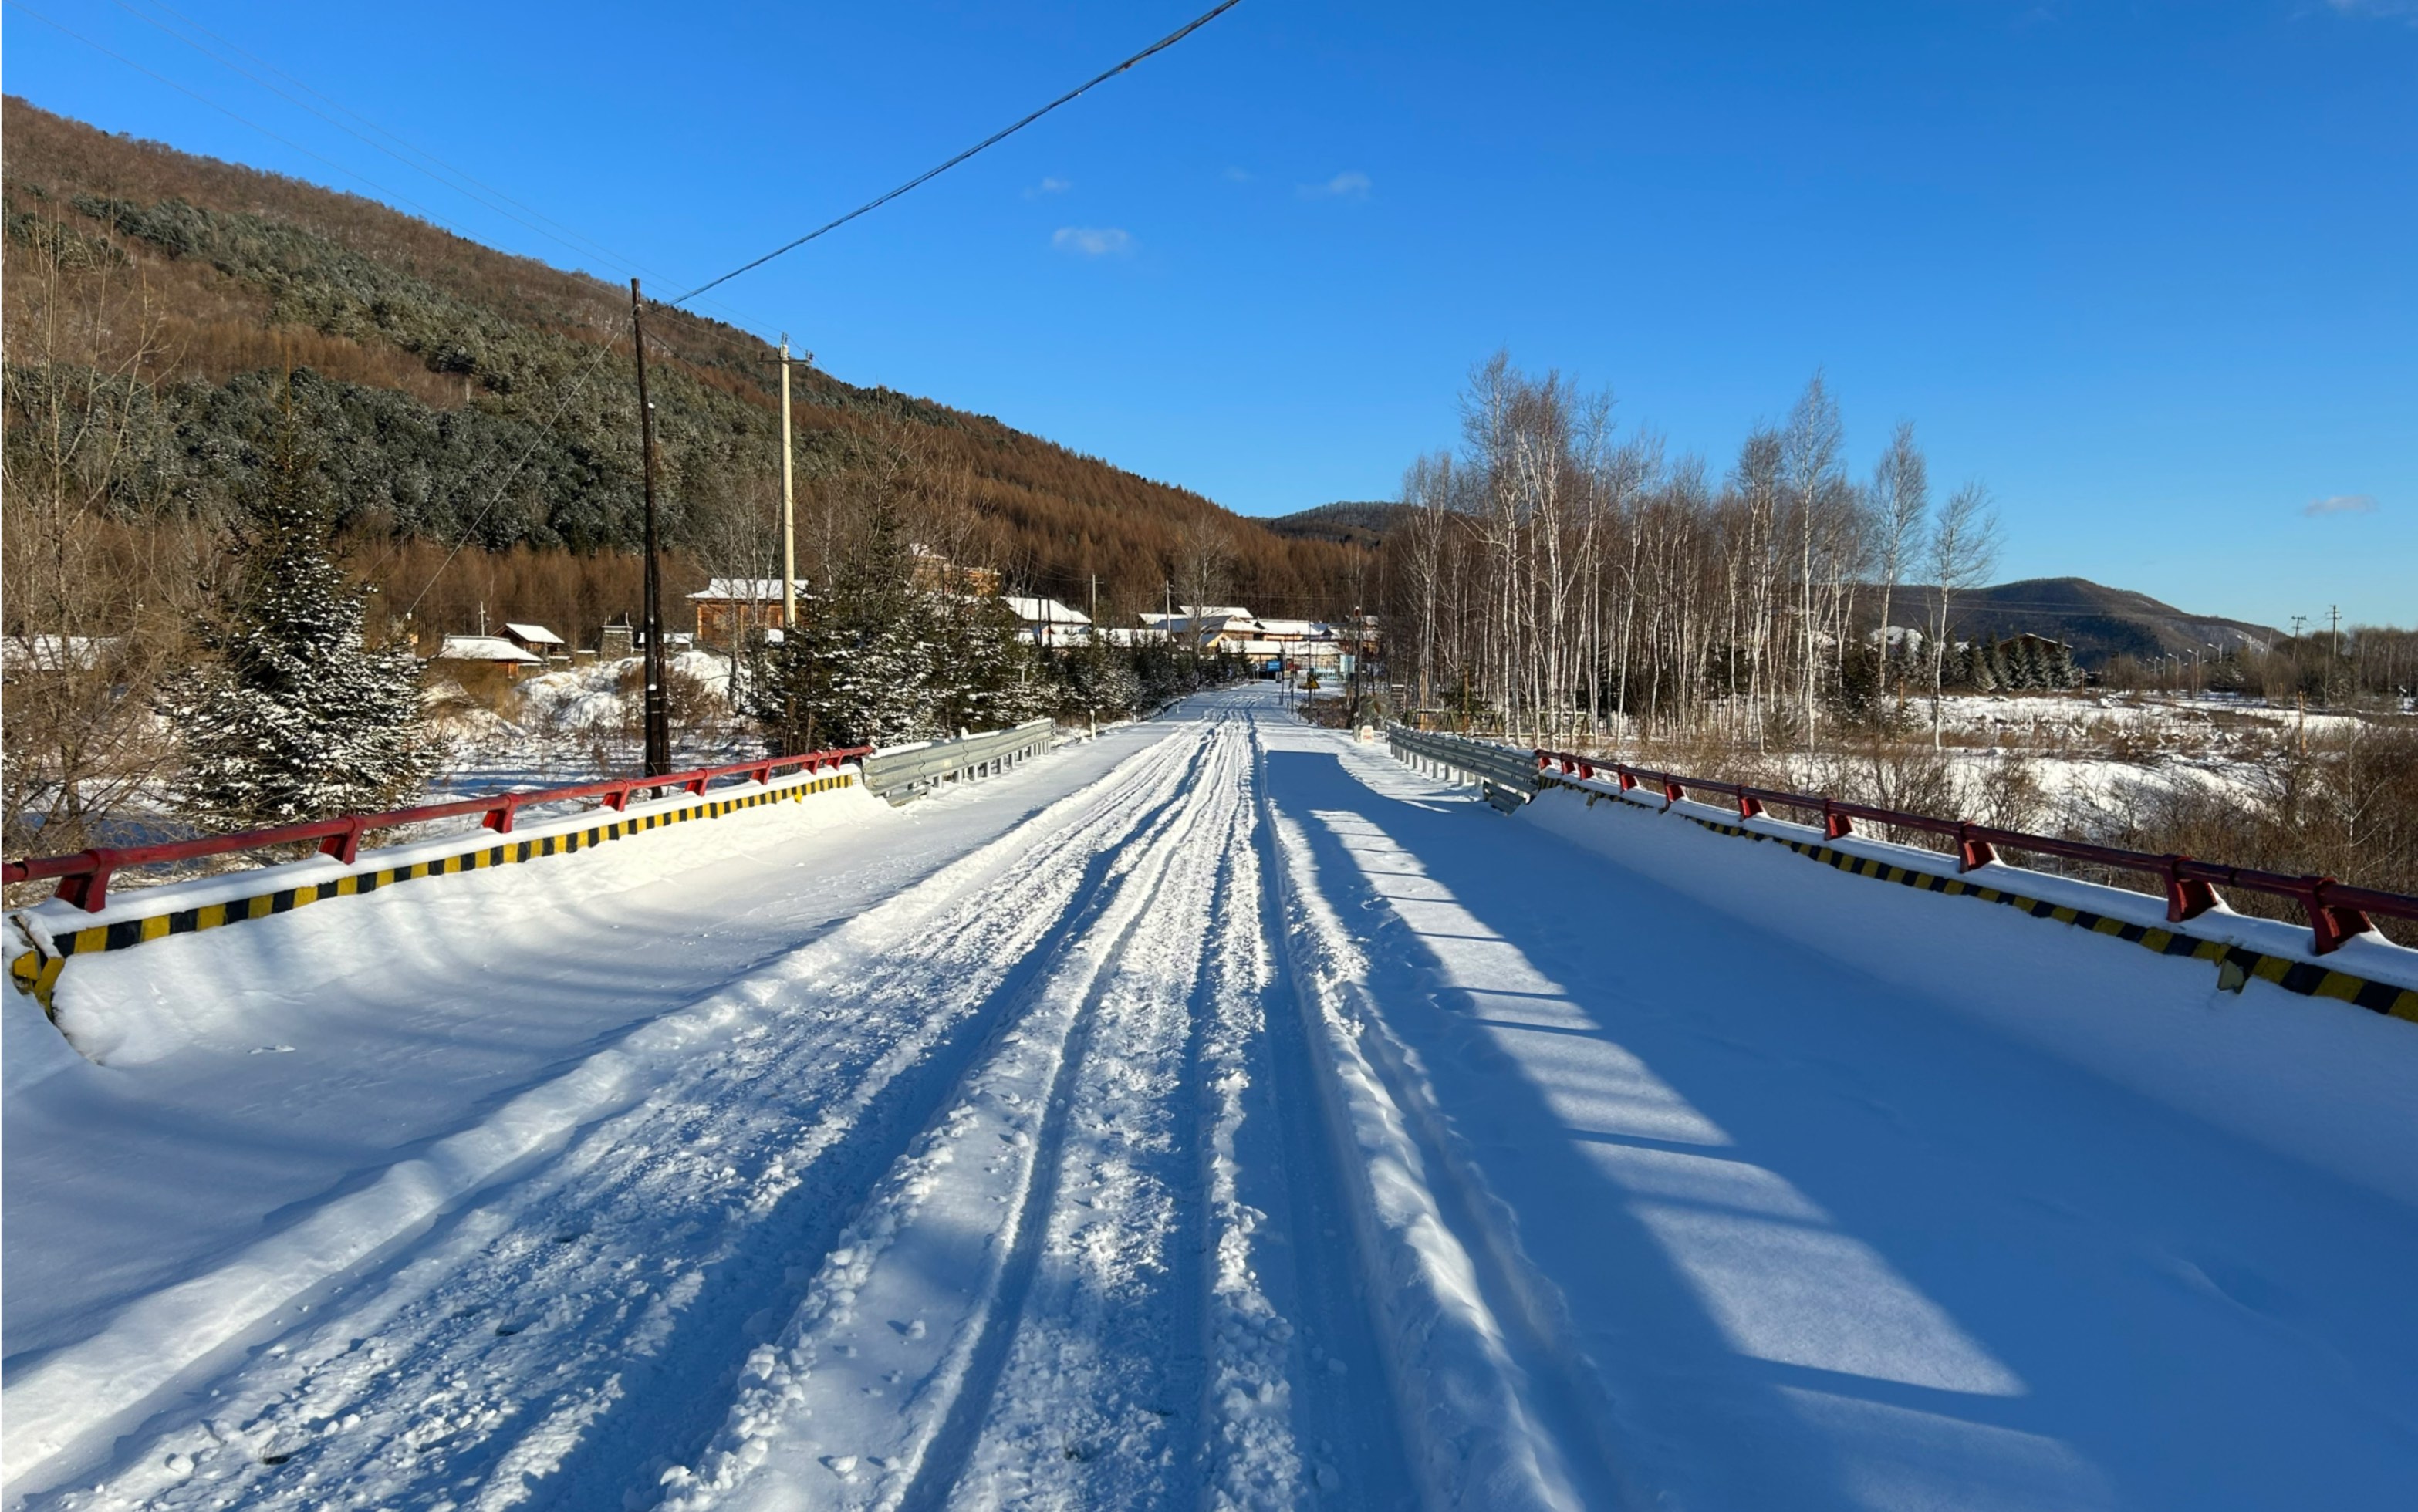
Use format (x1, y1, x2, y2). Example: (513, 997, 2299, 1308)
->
(2008, 636, 2045, 690)
(1984, 640, 2014, 690)
(940, 592, 1058, 731)
(173, 394, 436, 829)
(745, 502, 938, 751)
(1960, 641, 1997, 691)
(1058, 636, 1141, 719)
(2043, 640, 2082, 689)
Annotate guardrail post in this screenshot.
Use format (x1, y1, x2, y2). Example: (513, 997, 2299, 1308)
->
(483, 795, 522, 835)
(56, 851, 116, 912)
(1661, 780, 1683, 809)
(319, 817, 368, 865)
(2160, 858, 2219, 923)
(1822, 802, 1852, 840)
(1618, 770, 1636, 791)
(2305, 879, 2375, 956)
(1738, 794, 1763, 820)
(1957, 825, 1997, 872)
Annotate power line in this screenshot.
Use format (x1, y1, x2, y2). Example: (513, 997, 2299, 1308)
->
(20, 0, 1253, 620)
(399, 322, 633, 618)
(670, 0, 1245, 305)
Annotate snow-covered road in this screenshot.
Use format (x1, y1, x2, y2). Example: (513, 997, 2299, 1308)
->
(8, 687, 2418, 1510)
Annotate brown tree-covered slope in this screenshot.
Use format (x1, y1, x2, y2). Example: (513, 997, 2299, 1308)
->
(2, 97, 1366, 639)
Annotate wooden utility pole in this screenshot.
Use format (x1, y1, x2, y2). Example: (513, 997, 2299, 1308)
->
(778, 336, 799, 630)
(631, 279, 671, 777)
(760, 339, 814, 754)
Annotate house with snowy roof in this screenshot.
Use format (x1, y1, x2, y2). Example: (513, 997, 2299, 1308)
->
(1006, 596, 1091, 648)
(689, 579, 805, 649)
(432, 634, 543, 678)
(502, 623, 566, 662)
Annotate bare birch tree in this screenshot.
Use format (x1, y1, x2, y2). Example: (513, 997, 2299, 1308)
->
(1927, 481, 2001, 746)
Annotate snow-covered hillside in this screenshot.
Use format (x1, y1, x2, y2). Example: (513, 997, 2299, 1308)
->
(7, 687, 2417, 1510)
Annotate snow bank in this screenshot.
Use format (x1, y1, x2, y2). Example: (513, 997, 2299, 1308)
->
(1518, 781, 2418, 1208)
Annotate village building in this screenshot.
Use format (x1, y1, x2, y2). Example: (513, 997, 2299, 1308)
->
(1139, 606, 1265, 650)
(689, 579, 804, 649)
(1005, 596, 1091, 648)
(502, 623, 567, 662)
(910, 545, 1002, 597)
(431, 634, 543, 678)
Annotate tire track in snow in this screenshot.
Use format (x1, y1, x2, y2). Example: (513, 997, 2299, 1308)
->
(930, 712, 1251, 1510)
(18, 724, 1211, 1512)
(1222, 714, 1420, 1510)
(1251, 713, 1624, 1511)
(655, 711, 1248, 1511)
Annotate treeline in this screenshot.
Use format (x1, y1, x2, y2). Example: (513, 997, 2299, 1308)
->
(1384, 354, 2004, 748)
(2104, 629, 2418, 706)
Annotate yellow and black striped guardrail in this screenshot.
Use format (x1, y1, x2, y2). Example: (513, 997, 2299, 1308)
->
(7, 770, 857, 1011)
(1540, 775, 2418, 1024)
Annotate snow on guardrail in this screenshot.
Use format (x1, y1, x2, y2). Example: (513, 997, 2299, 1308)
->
(860, 719, 1055, 803)
(1385, 724, 2418, 1019)
(5, 748, 872, 1012)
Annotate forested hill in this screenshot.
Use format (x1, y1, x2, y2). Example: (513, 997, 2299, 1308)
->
(1261, 501, 1407, 548)
(1872, 579, 2281, 667)
(1, 98, 1365, 637)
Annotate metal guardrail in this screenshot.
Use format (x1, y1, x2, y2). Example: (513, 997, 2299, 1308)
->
(862, 719, 1055, 803)
(1530, 745, 2418, 958)
(1386, 725, 1538, 812)
(1381, 725, 2418, 958)
(2, 746, 874, 915)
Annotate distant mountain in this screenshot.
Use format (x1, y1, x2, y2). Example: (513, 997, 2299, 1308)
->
(1259, 501, 1409, 548)
(1873, 578, 2279, 668)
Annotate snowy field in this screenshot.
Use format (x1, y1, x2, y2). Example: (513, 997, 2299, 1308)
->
(7, 685, 2418, 1510)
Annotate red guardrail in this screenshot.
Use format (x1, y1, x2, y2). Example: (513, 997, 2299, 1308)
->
(1532, 747, 2418, 957)
(2, 747, 873, 914)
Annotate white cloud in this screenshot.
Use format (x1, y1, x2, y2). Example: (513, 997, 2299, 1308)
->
(1026, 176, 1072, 197)
(1298, 170, 1372, 201)
(1051, 226, 1132, 257)
(2303, 493, 2379, 517)
(2326, 0, 2418, 21)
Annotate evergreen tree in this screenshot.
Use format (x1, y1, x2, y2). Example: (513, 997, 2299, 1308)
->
(1962, 641, 1998, 692)
(2011, 636, 2046, 690)
(938, 592, 1058, 731)
(172, 396, 436, 829)
(1059, 637, 1143, 719)
(746, 502, 1059, 750)
(2042, 640, 2081, 689)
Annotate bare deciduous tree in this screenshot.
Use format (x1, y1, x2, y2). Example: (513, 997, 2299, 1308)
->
(1927, 481, 2001, 746)
(2, 200, 217, 866)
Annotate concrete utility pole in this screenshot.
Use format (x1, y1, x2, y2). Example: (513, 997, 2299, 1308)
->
(630, 279, 671, 778)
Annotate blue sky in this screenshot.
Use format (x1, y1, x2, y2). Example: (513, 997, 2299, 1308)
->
(7, 0, 2413, 627)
